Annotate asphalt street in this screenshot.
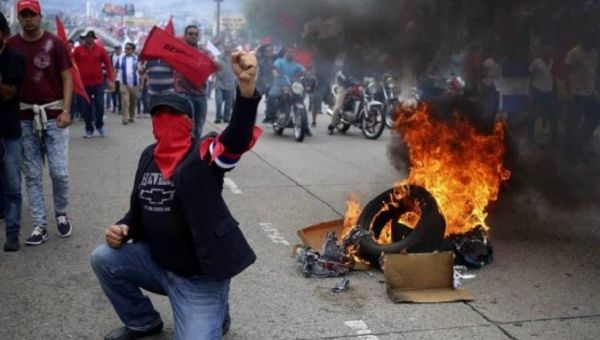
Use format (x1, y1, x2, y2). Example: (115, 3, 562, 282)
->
(0, 97, 599, 340)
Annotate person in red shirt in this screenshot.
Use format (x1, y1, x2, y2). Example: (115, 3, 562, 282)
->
(7, 0, 74, 246)
(73, 30, 115, 138)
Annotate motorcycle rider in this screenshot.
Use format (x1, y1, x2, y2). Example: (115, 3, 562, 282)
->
(264, 67, 290, 124)
(327, 68, 353, 135)
(274, 48, 305, 81)
(272, 49, 312, 136)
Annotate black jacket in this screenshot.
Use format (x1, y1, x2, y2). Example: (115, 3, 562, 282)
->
(0, 48, 26, 138)
(118, 89, 260, 280)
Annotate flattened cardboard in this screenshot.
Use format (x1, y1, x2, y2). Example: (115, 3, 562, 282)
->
(297, 219, 344, 250)
(383, 252, 474, 303)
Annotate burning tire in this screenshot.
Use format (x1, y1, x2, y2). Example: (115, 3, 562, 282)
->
(355, 185, 446, 265)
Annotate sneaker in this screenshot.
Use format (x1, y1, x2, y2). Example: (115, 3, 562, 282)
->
(327, 124, 335, 135)
(56, 215, 72, 238)
(98, 127, 106, 137)
(128, 118, 135, 123)
(214, 119, 222, 124)
(26, 226, 49, 246)
(3, 236, 20, 252)
(122, 121, 128, 125)
(104, 321, 163, 340)
(83, 131, 94, 139)
(305, 128, 313, 137)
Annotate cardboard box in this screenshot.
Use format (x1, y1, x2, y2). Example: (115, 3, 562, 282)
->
(297, 219, 344, 250)
(383, 252, 474, 303)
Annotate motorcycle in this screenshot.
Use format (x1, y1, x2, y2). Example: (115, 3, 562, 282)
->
(326, 79, 386, 140)
(380, 73, 400, 129)
(273, 80, 309, 142)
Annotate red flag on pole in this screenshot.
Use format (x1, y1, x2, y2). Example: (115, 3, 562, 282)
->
(140, 26, 217, 87)
(55, 16, 90, 103)
(164, 15, 175, 36)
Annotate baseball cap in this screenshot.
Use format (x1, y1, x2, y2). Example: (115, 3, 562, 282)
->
(17, 0, 41, 15)
(83, 30, 96, 39)
(150, 93, 193, 118)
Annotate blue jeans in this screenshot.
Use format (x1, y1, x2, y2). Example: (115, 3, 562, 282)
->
(0, 137, 22, 238)
(481, 85, 499, 127)
(566, 95, 598, 151)
(21, 120, 69, 228)
(91, 243, 230, 340)
(188, 94, 207, 139)
(528, 89, 558, 144)
(111, 81, 122, 112)
(84, 84, 106, 133)
(215, 88, 234, 121)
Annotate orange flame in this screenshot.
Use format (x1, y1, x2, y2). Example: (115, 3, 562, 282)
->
(341, 194, 365, 263)
(341, 103, 511, 248)
(341, 194, 362, 241)
(396, 104, 511, 236)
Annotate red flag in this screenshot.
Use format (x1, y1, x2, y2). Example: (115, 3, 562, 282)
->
(140, 26, 216, 87)
(164, 15, 175, 36)
(293, 49, 313, 68)
(55, 16, 90, 103)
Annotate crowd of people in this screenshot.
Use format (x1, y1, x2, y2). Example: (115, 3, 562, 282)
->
(66, 24, 238, 140)
(420, 32, 599, 154)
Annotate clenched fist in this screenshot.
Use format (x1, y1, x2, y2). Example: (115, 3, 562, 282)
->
(105, 224, 129, 248)
(231, 50, 257, 98)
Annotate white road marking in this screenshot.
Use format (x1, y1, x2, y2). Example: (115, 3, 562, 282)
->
(259, 222, 290, 246)
(344, 320, 380, 340)
(223, 177, 242, 194)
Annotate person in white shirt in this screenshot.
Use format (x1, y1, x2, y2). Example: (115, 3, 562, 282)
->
(109, 45, 122, 113)
(564, 33, 599, 152)
(480, 48, 504, 127)
(115, 43, 139, 124)
(528, 46, 558, 145)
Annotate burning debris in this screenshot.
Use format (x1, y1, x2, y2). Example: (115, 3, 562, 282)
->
(297, 103, 510, 273)
(342, 102, 509, 267)
(295, 232, 351, 278)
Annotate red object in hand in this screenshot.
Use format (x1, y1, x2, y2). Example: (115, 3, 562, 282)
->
(141, 27, 217, 87)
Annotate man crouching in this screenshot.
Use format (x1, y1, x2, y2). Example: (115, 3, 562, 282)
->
(90, 50, 261, 340)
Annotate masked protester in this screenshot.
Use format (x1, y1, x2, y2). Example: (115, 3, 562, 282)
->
(90, 50, 261, 340)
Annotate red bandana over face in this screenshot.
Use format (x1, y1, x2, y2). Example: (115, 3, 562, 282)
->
(152, 113, 192, 179)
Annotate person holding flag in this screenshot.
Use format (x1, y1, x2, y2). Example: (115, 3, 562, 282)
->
(7, 0, 74, 245)
(174, 25, 219, 139)
(90, 49, 261, 340)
